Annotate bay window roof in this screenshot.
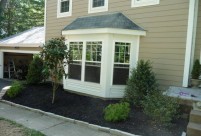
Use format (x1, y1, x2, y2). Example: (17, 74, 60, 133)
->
(63, 13, 145, 31)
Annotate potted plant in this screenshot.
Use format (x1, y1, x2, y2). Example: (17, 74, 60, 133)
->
(191, 59, 201, 87)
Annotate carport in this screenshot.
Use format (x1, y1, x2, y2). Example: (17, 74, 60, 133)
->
(0, 27, 44, 79)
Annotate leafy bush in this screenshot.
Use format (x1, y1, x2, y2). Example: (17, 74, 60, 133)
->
(124, 60, 158, 106)
(141, 91, 179, 124)
(26, 55, 44, 84)
(6, 81, 24, 98)
(104, 102, 130, 122)
(191, 59, 201, 79)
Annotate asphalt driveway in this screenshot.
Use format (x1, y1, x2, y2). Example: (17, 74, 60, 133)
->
(0, 79, 11, 92)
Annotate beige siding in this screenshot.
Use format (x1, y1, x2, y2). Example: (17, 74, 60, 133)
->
(194, 2, 201, 62)
(46, 0, 189, 88)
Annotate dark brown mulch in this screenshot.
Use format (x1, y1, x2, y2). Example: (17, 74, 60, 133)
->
(3, 83, 190, 136)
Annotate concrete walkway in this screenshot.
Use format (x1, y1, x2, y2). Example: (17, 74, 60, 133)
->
(0, 79, 11, 92)
(0, 102, 116, 136)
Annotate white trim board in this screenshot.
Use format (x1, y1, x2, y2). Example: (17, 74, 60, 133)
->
(62, 28, 146, 36)
(131, 0, 160, 8)
(183, 0, 198, 87)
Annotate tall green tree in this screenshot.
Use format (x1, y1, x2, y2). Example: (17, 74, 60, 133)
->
(0, 0, 44, 39)
(41, 37, 71, 104)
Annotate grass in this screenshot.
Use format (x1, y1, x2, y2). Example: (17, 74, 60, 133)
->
(0, 117, 45, 136)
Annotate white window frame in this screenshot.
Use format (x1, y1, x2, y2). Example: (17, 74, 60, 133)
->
(88, 0, 108, 14)
(131, 0, 159, 8)
(111, 41, 132, 86)
(57, 0, 72, 18)
(67, 40, 103, 84)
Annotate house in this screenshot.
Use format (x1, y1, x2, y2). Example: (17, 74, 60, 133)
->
(0, 27, 44, 79)
(45, 0, 200, 98)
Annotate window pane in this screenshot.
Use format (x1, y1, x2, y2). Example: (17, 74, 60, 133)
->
(113, 42, 131, 85)
(61, 0, 69, 13)
(69, 42, 83, 80)
(85, 42, 102, 83)
(113, 64, 129, 85)
(69, 62, 82, 80)
(85, 62, 101, 83)
(93, 0, 105, 8)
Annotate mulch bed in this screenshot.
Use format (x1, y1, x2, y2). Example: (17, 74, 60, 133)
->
(3, 83, 190, 136)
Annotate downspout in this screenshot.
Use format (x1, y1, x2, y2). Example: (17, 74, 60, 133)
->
(183, 0, 199, 87)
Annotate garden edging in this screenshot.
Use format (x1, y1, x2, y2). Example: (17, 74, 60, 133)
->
(0, 99, 139, 136)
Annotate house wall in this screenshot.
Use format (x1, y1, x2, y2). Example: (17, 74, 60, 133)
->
(194, 2, 201, 61)
(46, 0, 190, 88)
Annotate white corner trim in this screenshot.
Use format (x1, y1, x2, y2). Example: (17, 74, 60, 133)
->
(88, 0, 108, 14)
(57, 0, 72, 18)
(44, 0, 47, 42)
(131, 0, 160, 8)
(62, 28, 146, 36)
(183, 0, 198, 87)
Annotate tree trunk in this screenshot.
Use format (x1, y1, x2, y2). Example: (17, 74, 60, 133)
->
(52, 77, 57, 104)
(52, 84, 56, 104)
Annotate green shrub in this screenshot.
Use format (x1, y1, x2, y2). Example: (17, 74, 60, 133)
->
(6, 81, 24, 98)
(141, 91, 179, 124)
(124, 60, 158, 106)
(26, 55, 44, 84)
(104, 102, 130, 122)
(191, 59, 201, 79)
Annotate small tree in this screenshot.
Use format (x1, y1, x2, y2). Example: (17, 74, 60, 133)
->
(191, 59, 201, 79)
(26, 55, 44, 84)
(124, 60, 158, 106)
(41, 37, 70, 104)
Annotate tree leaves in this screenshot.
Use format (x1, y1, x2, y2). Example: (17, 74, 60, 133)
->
(0, 0, 44, 39)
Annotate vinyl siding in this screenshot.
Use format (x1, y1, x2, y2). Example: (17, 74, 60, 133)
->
(46, 0, 189, 88)
(194, 2, 201, 61)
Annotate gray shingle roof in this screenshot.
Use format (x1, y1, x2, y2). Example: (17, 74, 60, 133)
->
(63, 13, 144, 31)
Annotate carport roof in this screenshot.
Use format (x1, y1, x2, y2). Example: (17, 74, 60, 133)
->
(0, 27, 44, 47)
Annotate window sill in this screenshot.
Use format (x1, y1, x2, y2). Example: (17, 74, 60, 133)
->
(88, 7, 108, 14)
(57, 12, 72, 18)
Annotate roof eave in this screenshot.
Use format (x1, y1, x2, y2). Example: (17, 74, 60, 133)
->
(62, 28, 146, 36)
(0, 43, 43, 48)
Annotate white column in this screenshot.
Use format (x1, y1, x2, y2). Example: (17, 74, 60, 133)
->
(183, 0, 198, 87)
(0, 52, 3, 78)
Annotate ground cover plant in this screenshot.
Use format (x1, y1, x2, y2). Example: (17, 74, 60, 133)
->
(141, 91, 180, 124)
(104, 102, 130, 122)
(3, 82, 189, 136)
(0, 117, 45, 136)
(6, 80, 24, 98)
